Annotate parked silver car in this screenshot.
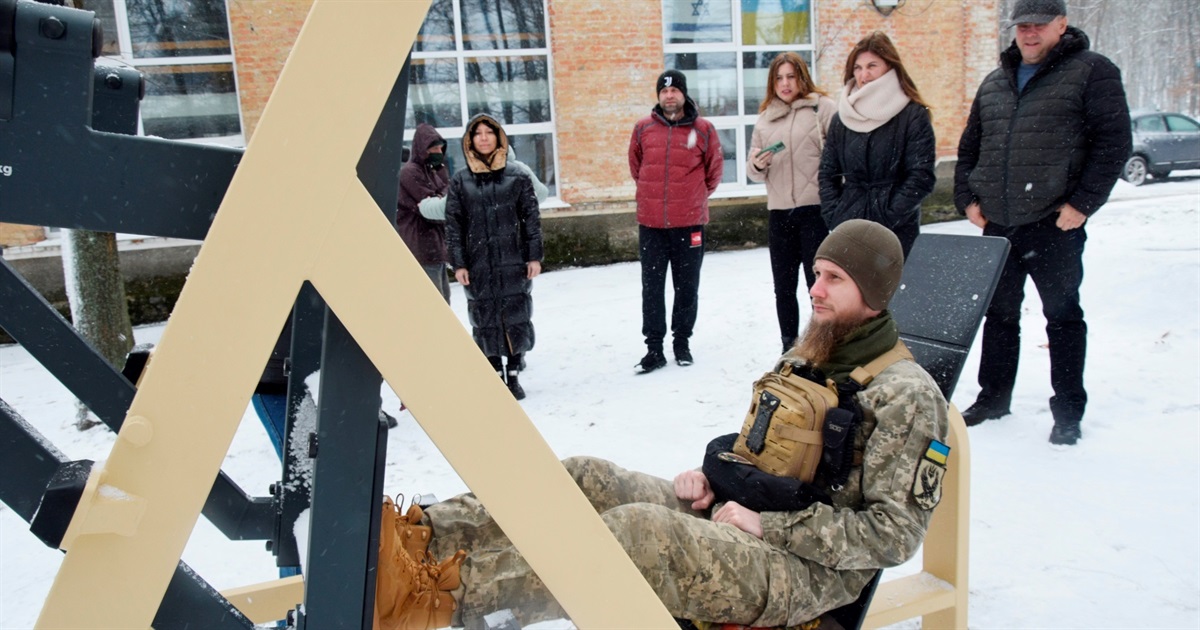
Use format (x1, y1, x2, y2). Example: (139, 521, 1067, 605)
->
(1122, 111, 1200, 186)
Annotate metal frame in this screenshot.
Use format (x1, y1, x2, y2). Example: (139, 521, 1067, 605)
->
(2, 1, 678, 628)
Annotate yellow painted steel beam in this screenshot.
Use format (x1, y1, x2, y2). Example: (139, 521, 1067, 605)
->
(865, 404, 971, 629)
(220, 576, 305, 625)
(36, 1, 676, 628)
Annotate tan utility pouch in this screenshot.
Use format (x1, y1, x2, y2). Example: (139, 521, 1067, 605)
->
(733, 364, 838, 483)
(733, 341, 913, 483)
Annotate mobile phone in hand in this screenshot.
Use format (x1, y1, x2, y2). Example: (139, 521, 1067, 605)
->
(759, 141, 785, 156)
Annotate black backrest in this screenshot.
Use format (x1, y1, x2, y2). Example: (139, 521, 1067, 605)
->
(890, 232, 1010, 400)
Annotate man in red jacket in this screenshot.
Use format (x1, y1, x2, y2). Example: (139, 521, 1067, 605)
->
(628, 70, 724, 373)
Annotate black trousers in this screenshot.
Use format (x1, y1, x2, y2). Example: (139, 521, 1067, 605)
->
(979, 215, 1088, 424)
(487, 354, 523, 372)
(768, 206, 828, 347)
(639, 225, 705, 350)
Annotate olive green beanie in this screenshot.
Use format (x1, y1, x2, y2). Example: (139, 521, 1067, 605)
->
(814, 220, 905, 311)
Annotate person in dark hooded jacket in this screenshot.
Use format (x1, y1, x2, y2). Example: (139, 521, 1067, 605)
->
(818, 31, 936, 258)
(445, 113, 543, 400)
(396, 123, 452, 302)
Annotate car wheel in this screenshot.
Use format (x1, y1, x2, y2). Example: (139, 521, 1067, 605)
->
(1123, 155, 1148, 186)
(1150, 169, 1171, 180)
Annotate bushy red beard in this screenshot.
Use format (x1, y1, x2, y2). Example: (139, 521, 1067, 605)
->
(793, 316, 865, 366)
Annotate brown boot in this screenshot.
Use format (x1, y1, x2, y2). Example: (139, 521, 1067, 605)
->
(376, 497, 435, 629)
(395, 550, 467, 630)
(396, 502, 432, 559)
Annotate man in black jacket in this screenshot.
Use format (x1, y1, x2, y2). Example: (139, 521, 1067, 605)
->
(954, 0, 1131, 445)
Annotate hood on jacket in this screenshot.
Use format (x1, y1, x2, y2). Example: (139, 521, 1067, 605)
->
(410, 123, 447, 165)
(652, 96, 701, 127)
(1001, 25, 1090, 70)
(463, 113, 509, 174)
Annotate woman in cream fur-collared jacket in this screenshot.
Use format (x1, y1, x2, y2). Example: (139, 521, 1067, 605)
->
(819, 31, 936, 260)
(747, 52, 837, 353)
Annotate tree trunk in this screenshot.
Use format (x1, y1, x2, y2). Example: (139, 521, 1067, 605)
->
(62, 229, 135, 431)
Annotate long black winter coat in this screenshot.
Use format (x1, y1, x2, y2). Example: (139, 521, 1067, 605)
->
(445, 117, 543, 358)
(819, 101, 936, 257)
(953, 27, 1131, 227)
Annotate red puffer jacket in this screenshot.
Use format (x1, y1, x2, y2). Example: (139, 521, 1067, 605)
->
(628, 100, 723, 229)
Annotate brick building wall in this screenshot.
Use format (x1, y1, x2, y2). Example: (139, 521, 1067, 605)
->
(0, 0, 1001, 248)
(227, 0, 313, 140)
(549, 1, 664, 207)
(223, 0, 1000, 211)
(0, 223, 46, 248)
(812, 1, 998, 158)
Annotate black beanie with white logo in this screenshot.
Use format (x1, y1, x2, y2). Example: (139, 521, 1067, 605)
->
(656, 69, 689, 100)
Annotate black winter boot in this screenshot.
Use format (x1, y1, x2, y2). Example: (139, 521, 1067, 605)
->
(961, 397, 1011, 426)
(635, 348, 667, 374)
(506, 370, 525, 400)
(1049, 422, 1081, 445)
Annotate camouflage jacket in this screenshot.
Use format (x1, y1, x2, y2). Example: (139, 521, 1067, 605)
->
(759, 359, 949, 570)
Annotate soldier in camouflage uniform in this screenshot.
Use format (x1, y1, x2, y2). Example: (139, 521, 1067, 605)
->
(416, 219, 949, 629)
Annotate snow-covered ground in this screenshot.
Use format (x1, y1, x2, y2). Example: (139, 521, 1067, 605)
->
(2, 176, 1198, 628)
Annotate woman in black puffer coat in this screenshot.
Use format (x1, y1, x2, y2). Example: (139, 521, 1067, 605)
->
(819, 31, 935, 258)
(445, 113, 543, 400)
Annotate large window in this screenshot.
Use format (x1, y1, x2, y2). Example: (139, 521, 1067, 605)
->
(663, 0, 816, 192)
(80, 0, 242, 143)
(407, 0, 557, 199)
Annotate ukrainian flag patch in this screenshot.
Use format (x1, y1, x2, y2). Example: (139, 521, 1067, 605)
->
(913, 439, 950, 510)
(924, 439, 950, 465)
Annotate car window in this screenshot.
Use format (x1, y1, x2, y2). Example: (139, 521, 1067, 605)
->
(1136, 116, 1166, 132)
(1165, 115, 1200, 133)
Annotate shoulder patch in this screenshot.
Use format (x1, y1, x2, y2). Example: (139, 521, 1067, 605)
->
(912, 439, 949, 510)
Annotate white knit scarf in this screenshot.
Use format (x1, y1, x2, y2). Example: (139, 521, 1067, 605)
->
(837, 69, 910, 133)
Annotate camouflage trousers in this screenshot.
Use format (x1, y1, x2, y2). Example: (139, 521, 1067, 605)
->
(425, 456, 867, 629)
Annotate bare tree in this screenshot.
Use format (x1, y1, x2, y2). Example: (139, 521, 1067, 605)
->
(61, 229, 134, 430)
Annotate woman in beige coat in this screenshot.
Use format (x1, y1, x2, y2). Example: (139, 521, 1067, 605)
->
(747, 52, 836, 353)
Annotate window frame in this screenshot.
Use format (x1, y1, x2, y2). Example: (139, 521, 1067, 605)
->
(95, 0, 245, 145)
(661, 0, 819, 198)
(405, 0, 562, 206)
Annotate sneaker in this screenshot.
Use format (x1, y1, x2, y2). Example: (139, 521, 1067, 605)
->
(674, 346, 693, 367)
(1049, 422, 1082, 445)
(961, 399, 1011, 426)
(635, 349, 667, 374)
